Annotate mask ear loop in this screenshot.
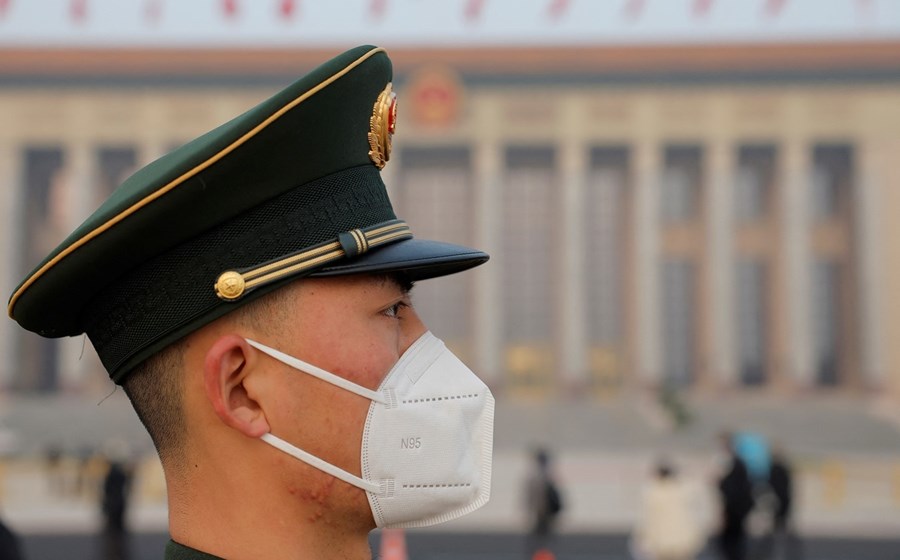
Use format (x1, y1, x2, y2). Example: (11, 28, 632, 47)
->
(260, 433, 383, 494)
(246, 338, 387, 494)
(245, 338, 388, 404)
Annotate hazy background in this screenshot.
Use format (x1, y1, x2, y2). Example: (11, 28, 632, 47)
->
(0, 0, 899, 558)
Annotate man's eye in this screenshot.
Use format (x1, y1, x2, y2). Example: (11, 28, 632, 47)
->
(383, 302, 409, 318)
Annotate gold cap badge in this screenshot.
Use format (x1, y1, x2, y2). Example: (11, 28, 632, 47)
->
(368, 83, 397, 170)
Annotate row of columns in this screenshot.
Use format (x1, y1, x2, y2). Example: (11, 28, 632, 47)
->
(0, 137, 172, 390)
(0, 119, 887, 393)
(422, 97, 887, 391)
(647, 135, 882, 389)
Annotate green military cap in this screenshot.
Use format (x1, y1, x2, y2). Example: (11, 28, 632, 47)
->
(8, 45, 488, 382)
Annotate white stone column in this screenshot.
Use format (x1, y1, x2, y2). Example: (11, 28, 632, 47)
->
(137, 96, 175, 168)
(472, 98, 503, 387)
(705, 142, 737, 386)
(558, 133, 588, 388)
(780, 139, 814, 387)
(137, 141, 169, 169)
(0, 140, 22, 389)
(632, 140, 661, 385)
(855, 143, 885, 389)
(56, 141, 96, 391)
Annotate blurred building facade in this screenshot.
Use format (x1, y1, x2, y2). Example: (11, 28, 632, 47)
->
(1, 0, 899, 401)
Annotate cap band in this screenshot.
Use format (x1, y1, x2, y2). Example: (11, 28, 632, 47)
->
(215, 220, 411, 301)
(83, 164, 400, 380)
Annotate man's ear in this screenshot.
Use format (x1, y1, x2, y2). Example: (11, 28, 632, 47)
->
(203, 334, 270, 438)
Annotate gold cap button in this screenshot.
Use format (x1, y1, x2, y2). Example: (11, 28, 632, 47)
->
(215, 271, 246, 301)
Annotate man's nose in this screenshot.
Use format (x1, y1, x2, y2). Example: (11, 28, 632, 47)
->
(399, 308, 428, 354)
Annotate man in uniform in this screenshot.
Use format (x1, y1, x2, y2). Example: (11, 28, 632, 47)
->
(8, 46, 494, 559)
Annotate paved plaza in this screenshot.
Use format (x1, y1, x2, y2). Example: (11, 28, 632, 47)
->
(2, 392, 900, 543)
(17, 531, 900, 560)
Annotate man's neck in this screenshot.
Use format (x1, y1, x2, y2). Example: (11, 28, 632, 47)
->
(166, 462, 373, 559)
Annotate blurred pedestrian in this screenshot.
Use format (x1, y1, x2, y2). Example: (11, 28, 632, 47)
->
(759, 447, 801, 560)
(101, 459, 132, 560)
(630, 460, 704, 560)
(769, 451, 791, 532)
(0, 514, 23, 560)
(524, 448, 564, 558)
(74, 446, 90, 499)
(43, 444, 65, 496)
(716, 433, 755, 560)
(732, 432, 770, 486)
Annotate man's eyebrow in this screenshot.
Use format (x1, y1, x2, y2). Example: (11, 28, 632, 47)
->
(380, 273, 415, 295)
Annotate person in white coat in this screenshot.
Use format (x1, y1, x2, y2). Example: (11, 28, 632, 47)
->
(631, 461, 705, 560)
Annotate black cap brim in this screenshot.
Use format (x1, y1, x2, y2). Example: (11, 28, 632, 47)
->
(312, 238, 488, 281)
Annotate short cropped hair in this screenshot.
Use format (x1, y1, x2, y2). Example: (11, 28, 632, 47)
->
(122, 285, 293, 471)
(122, 337, 187, 468)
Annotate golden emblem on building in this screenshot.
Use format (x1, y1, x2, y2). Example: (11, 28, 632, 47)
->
(368, 83, 397, 170)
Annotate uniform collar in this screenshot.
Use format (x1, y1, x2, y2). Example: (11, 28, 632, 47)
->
(165, 540, 224, 560)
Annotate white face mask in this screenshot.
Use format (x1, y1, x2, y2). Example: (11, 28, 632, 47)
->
(246, 331, 494, 528)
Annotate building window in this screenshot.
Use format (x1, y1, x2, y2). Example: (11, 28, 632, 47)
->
(812, 260, 842, 386)
(18, 146, 66, 392)
(661, 145, 702, 225)
(502, 146, 556, 387)
(586, 146, 628, 387)
(661, 258, 695, 387)
(735, 144, 775, 223)
(396, 147, 474, 359)
(736, 259, 768, 386)
(812, 144, 853, 221)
